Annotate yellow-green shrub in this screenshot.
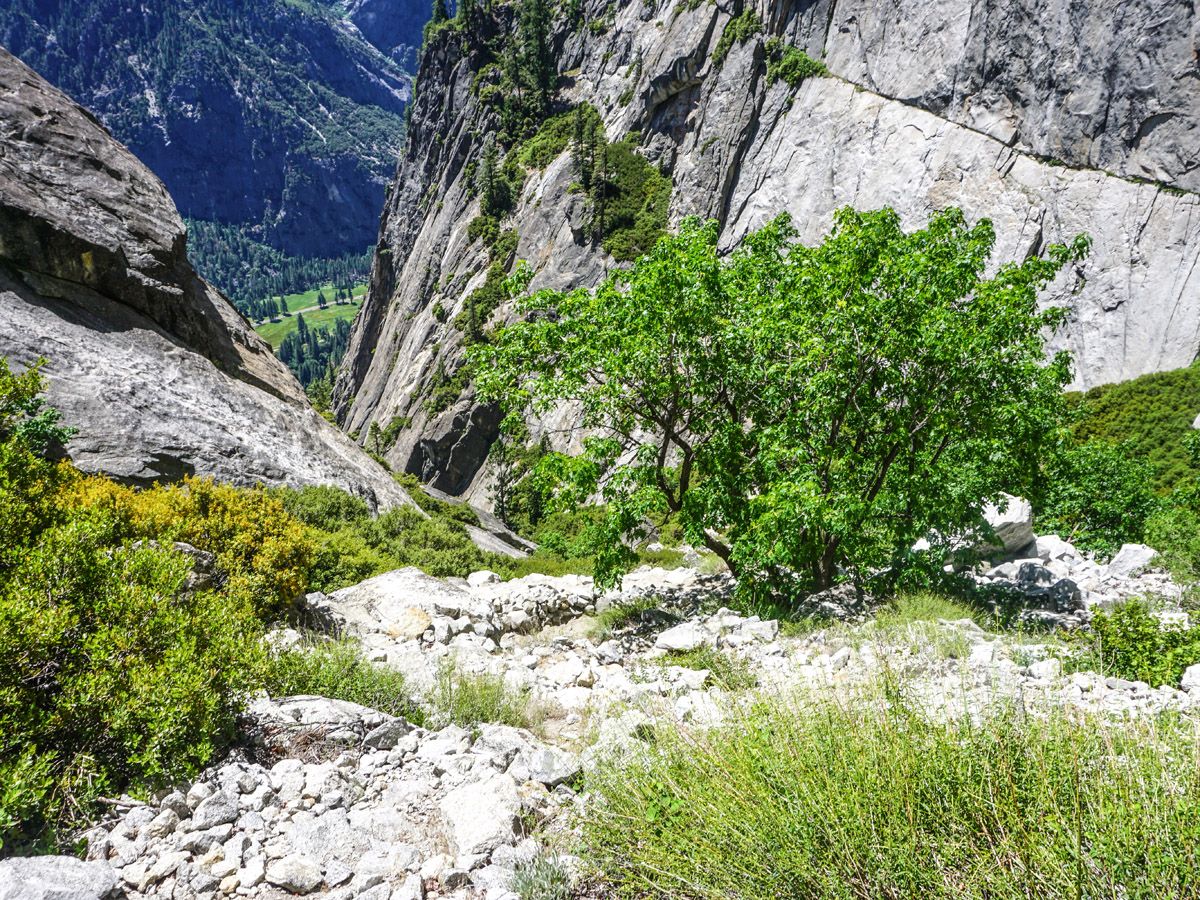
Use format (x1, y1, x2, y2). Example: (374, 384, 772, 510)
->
(68, 476, 315, 617)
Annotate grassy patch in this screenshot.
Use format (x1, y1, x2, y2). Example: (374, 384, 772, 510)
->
(429, 665, 545, 731)
(658, 647, 757, 691)
(590, 596, 662, 640)
(583, 694, 1200, 898)
(254, 282, 366, 348)
(712, 10, 761, 66)
(764, 39, 829, 87)
(263, 638, 425, 724)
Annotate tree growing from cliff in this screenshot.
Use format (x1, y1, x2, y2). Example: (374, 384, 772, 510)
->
(472, 209, 1090, 600)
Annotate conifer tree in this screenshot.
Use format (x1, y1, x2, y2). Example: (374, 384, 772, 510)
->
(477, 138, 500, 217)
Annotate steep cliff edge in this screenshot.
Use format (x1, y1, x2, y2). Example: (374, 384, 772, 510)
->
(336, 0, 1200, 508)
(0, 48, 412, 510)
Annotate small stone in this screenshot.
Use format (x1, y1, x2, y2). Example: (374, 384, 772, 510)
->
(265, 856, 324, 894)
(655, 622, 709, 652)
(186, 782, 214, 811)
(192, 791, 239, 830)
(1181, 664, 1200, 693)
(143, 808, 180, 840)
(1028, 658, 1061, 680)
(364, 718, 414, 750)
(468, 570, 502, 587)
(393, 874, 425, 900)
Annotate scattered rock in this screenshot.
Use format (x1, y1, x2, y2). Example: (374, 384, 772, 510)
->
(265, 857, 324, 895)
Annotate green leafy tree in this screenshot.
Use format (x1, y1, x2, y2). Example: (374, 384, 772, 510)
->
(1034, 439, 1158, 556)
(472, 208, 1088, 599)
(477, 138, 501, 217)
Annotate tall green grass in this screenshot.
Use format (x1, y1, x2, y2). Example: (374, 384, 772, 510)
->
(582, 693, 1200, 898)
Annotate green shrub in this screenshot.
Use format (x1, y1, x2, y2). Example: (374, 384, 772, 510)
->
(274, 484, 371, 530)
(515, 109, 577, 169)
(1034, 439, 1159, 556)
(0, 524, 261, 850)
(764, 38, 829, 86)
(1091, 599, 1200, 686)
(430, 664, 542, 729)
(1147, 501, 1200, 599)
(468, 214, 500, 246)
(598, 139, 672, 262)
(511, 854, 573, 900)
(263, 638, 424, 724)
(712, 10, 761, 66)
(583, 694, 1200, 898)
(1068, 362, 1200, 492)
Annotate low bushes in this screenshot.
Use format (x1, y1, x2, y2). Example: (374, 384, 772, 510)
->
(429, 664, 543, 730)
(263, 638, 424, 724)
(583, 695, 1200, 898)
(0, 522, 262, 851)
(1091, 598, 1200, 687)
(1034, 439, 1158, 557)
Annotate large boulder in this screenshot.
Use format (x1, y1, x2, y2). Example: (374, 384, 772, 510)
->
(315, 567, 492, 638)
(979, 495, 1036, 557)
(0, 856, 118, 900)
(0, 49, 411, 512)
(1107, 543, 1159, 578)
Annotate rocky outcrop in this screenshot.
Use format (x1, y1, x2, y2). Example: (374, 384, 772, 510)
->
(337, 0, 1200, 508)
(0, 0, 422, 259)
(0, 48, 412, 510)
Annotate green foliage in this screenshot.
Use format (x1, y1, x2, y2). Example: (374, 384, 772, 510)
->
(516, 109, 578, 169)
(764, 38, 829, 86)
(712, 10, 761, 66)
(454, 228, 521, 343)
(306, 505, 494, 591)
(263, 638, 425, 723)
(590, 595, 662, 640)
(424, 359, 473, 415)
(1068, 362, 1200, 493)
(597, 138, 672, 262)
(430, 664, 542, 729)
(511, 854, 573, 900)
(188, 219, 373, 320)
(1091, 599, 1200, 687)
(273, 484, 371, 530)
(474, 209, 1088, 600)
(658, 647, 757, 690)
(71, 476, 315, 618)
(583, 694, 1200, 898)
(1034, 440, 1159, 556)
(468, 214, 501, 246)
(0, 525, 262, 851)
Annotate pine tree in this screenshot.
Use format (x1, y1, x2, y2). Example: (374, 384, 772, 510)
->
(431, 0, 449, 26)
(591, 136, 608, 241)
(477, 138, 500, 217)
(517, 0, 554, 116)
(572, 105, 591, 189)
(317, 290, 328, 308)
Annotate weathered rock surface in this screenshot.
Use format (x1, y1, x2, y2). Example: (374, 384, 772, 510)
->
(0, 49, 412, 511)
(0, 856, 118, 900)
(334, 0, 1200, 510)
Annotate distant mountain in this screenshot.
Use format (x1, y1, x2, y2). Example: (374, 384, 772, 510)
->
(0, 0, 427, 306)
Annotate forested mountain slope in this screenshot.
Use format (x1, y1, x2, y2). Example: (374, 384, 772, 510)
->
(0, 48, 412, 511)
(333, 0, 1200, 508)
(0, 0, 424, 306)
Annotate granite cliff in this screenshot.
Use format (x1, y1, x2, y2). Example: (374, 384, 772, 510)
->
(333, 0, 1200, 510)
(0, 48, 412, 511)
